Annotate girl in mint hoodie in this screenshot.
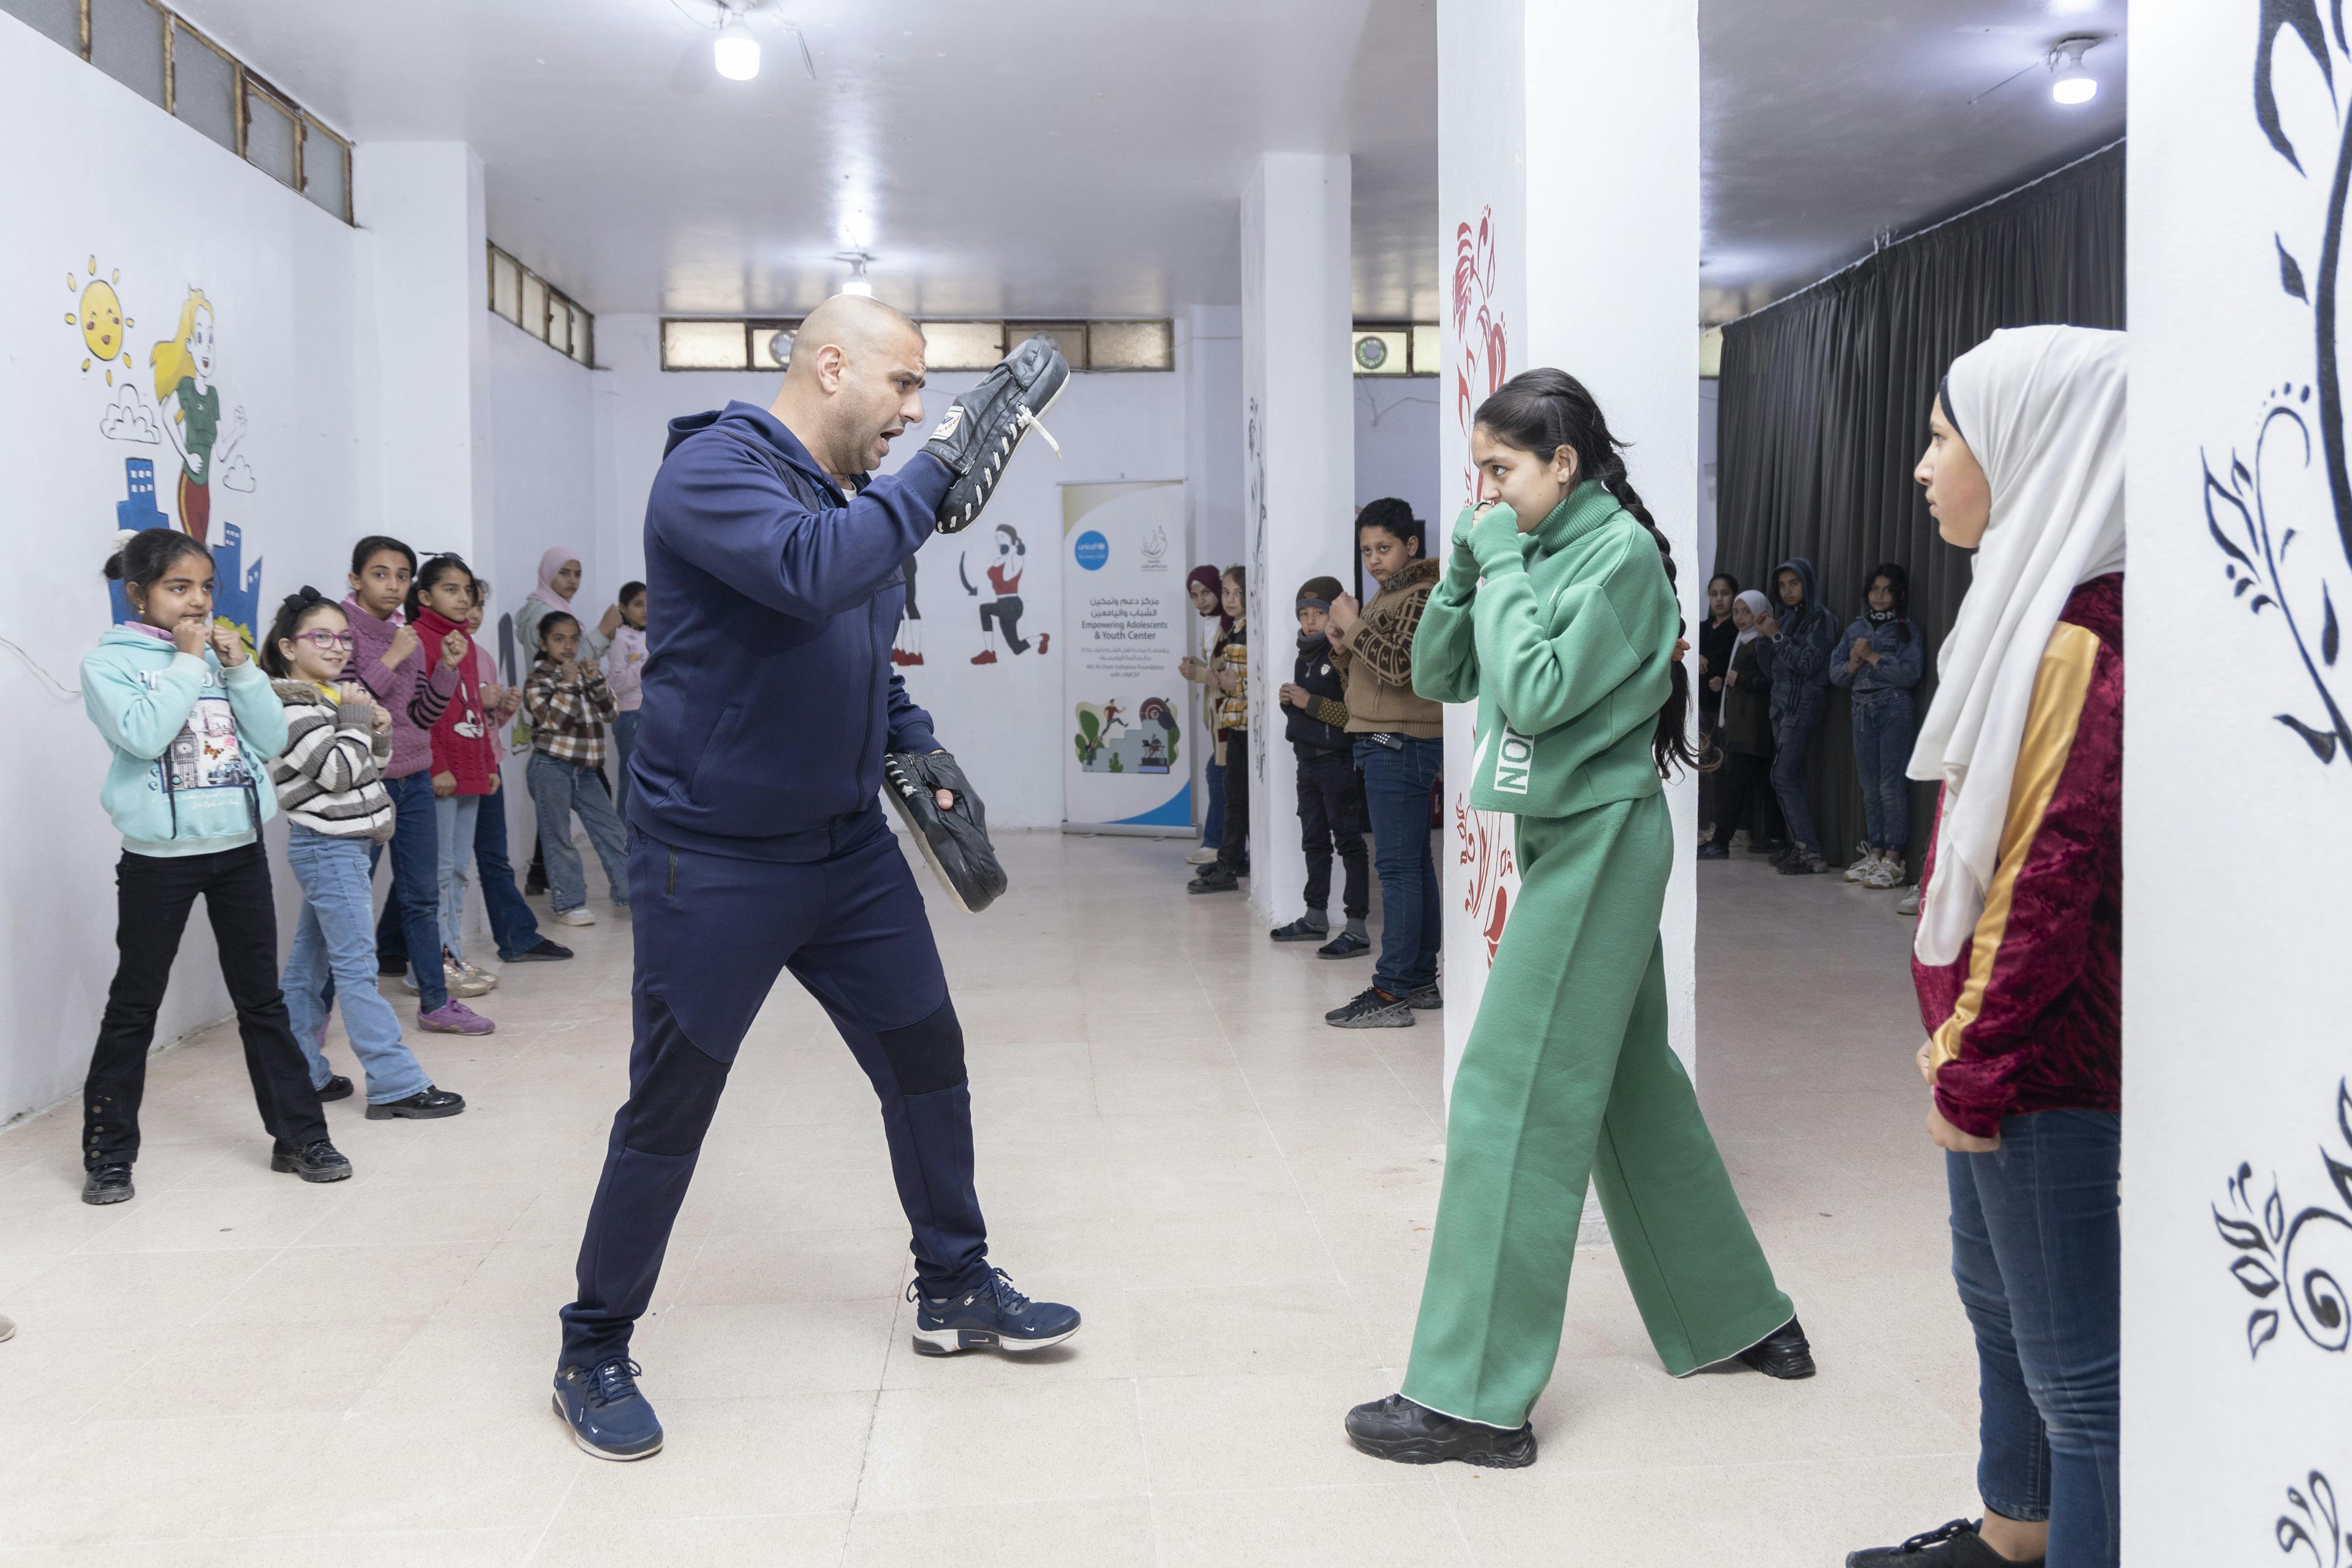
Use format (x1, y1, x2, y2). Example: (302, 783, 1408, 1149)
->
(1344, 371, 1805, 1470)
(77, 529, 349, 1207)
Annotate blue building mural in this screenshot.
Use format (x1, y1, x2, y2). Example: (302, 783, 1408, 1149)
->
(109, 456, 262, 648)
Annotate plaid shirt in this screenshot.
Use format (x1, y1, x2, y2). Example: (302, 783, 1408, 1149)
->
(524, 657, 617, 767)
(1212, 620, 1249, 733)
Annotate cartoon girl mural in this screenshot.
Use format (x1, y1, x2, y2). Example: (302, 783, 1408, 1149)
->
(150, 288, 246, 545)
(962, 521, 1050, 665)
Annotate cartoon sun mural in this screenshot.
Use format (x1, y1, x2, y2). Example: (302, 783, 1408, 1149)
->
(65, 257, 135, 384)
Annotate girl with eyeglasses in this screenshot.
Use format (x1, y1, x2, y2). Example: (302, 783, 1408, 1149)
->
(262, 588, 466, 1121)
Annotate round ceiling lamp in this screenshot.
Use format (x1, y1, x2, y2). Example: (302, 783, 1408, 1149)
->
(714, 17, 761, 81)
(842, 255, 874, 298)
(2049, 36, 2098, 105)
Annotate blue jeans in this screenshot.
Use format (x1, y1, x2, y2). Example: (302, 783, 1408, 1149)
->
(1947, 1110, 2120, 1568)
(1202, 759, 1226, 850)
(1852, 688, 1916, 854)
(1769, 702, 1823, 855)
(475, 786, 545, 959)
(529, 752, 631, 914)
(374, 771, 448, 1012)
(612, 710, 639, 818)
(1355, 736, 1442, 996)
(284, 825, 430, 1104)
(435, 795, 481, 964)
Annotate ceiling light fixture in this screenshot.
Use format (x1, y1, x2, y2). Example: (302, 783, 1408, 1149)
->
(2049, 36, 2098, 105)
(842, 254, 874, 298)
(713, 15, 761, 80)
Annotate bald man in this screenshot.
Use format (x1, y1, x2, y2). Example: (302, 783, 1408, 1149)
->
(554, 298, 1076, 1460)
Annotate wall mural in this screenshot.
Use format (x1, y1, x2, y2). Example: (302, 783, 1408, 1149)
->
(2278, 1468, 2350, 1566)
(67, 259, 265, 647)
(1449, 205, 1515, 969)
(2209, 4, 2352, 766)
(959, 522, 1049, 664)
(2212, 1077, 2352, 1359)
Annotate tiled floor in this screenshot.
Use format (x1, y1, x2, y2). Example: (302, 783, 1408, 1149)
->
(0, 831, 1978, 1566)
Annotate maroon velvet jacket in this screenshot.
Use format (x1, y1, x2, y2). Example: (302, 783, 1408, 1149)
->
(1912, 574, 2122, 1139)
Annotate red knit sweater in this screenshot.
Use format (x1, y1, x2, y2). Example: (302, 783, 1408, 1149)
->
(1912, 575, 2122, 1138)
(415, 606, 498, 796)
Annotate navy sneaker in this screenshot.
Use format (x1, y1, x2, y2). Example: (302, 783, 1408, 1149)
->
(909, 1268, 1080, 1357)
(552, 1357, 664, 1461)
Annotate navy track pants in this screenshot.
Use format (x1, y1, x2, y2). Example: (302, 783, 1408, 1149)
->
(559, 805, 989, 1365)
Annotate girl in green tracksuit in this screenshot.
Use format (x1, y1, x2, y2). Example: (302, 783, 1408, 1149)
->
(1345, 369, 1811, 1469)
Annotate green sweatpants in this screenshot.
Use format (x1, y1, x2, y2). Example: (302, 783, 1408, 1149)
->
(1401, 792, 1792, 1430)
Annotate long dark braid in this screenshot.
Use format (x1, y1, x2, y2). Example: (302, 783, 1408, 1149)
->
(1472, 369, 1702, 778)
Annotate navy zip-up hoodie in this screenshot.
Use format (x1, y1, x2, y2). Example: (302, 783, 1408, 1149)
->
(628, 400, 954, 861)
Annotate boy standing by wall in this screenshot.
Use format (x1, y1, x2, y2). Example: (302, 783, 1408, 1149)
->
(1272, 576, 1369, 958)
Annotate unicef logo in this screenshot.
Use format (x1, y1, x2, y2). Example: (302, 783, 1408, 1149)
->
(1073, 530, 1110, 571)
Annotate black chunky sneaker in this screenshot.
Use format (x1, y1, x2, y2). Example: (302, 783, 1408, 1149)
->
(924, 336, 1069, 535)
(1404, 983, 1442, 1011)
(366, 1086, 467, 1120)
(1344, 1394, 1536, 1469)
(1847, 1518, 2040, 1566)
(270, 1138, 353, 1183)
(1326, 987, 1413, 1029)
(553, 1357, 664, 1461)
(1734, 1315, 1817, 1379)
(1270, 916, 1330, 943)
(316, 1075, 355, 1102)
(81, 1164, 135, 1205)
(909, 1268, 1080, 1357)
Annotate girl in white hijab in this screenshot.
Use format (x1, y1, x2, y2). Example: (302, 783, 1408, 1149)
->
(1851, 323, 2126, 1568)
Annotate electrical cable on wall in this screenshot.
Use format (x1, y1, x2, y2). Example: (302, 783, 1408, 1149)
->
(0, 635, 81, 701)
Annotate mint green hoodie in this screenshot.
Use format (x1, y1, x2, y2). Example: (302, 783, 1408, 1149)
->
(1412, 482, 1676, 819)
(81, 624, 287, 856)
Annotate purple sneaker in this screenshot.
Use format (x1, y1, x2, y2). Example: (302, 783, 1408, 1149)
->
(418, 1000, 496, 1035)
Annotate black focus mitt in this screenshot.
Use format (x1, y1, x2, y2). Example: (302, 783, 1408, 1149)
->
(923, 336, 1068, 535)
(882, 749, 1009, 914)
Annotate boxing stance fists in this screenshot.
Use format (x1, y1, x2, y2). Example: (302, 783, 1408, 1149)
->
(883, 749, 1011, 914)
(925, 336, 1069, 535)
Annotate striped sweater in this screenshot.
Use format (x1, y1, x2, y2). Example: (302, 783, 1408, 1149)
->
(268, 679, 397, 841)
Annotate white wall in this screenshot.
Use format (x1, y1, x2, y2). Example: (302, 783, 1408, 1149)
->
(594, 312, 1191, 830)
(1354, 377, 1442, 540)
(0, 15, 375, 1126)
(2125, 9, 2352, 1558)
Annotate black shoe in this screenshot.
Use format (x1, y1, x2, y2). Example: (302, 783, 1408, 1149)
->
(525, 869, 548, 895)
(553, 1357, 665, 1461)
(1316, 930, 1372, 960)
(1777, 851, 1831, 875)
(1735, 1316, 1816, 1379)
(1344, 1394, 1536, 1469)
(909, 1268, 1081, 1356)
(1404, 984, 1442, 1011)
(81, 1164, 134, 1205)
(1326, 987, 1414, 1028)
(500, 938, 574, 962)
(1188, 867, 1240, 895)
(316, 1074, 355, 1102)
(270, 1138, 354, 1183)
(1846, 1518, 2037, 1566)
(1270, 916, 1331, 943)
(1768, 841, 1800, 867)
(366, 1086, 467, 1120)
(1695, 842, 1730, 860)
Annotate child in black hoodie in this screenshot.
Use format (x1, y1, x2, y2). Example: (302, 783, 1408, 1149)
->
(1272, 576, 1371, 959)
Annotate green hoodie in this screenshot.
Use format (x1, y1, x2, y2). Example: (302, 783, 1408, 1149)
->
(81, 624, 286, 856)
(1412, 481, 1676, 819)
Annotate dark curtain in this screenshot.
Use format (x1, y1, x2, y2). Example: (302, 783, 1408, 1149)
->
(1713, 142, 2125, 872)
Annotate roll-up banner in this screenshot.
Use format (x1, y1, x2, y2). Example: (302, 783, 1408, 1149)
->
(1060, 480, 1191, 835)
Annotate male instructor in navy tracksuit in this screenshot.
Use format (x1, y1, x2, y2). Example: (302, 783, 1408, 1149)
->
(553, 296, 1078, 1460)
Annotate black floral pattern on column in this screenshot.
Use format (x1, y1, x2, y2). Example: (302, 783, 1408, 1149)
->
(2279, 1469, 2350, 1565)
(2214, 1079, 2352, 1358)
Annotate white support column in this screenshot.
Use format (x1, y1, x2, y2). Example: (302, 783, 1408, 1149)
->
(1239, 154, 1357, 922)
(2125, 10, 2352, 1561)
(354, 142, 494, 564)
(1436, 0, 1701, 1105)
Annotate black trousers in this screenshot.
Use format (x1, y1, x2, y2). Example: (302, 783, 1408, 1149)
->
(85, 842, 328, 1170)
(1708, 751, 1776, 851)
(981, 594, 1030, 654)
(1295, 748, 1368, 919)
(1216, 728, 1251, 874)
